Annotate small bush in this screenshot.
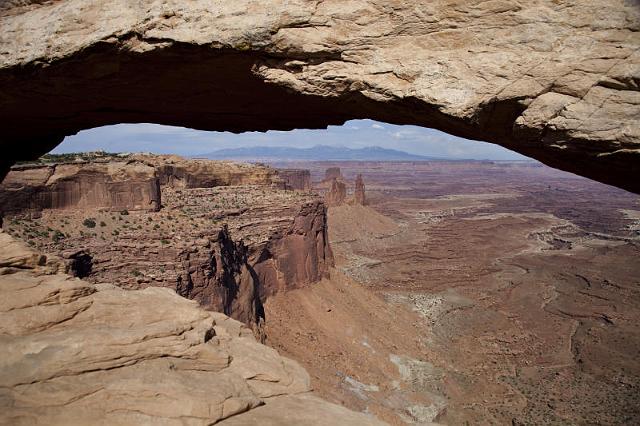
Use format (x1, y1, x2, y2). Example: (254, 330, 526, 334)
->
(120, 209, 129, 216)
(52, 230, 65, 243)
(160, 239, 169, 245)
(82, 218, 96, 228)
(99, 221, 107, 227)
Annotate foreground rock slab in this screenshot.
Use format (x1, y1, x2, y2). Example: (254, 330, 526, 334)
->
(0, 231, 385, 425)
(0, 1, 639, 192)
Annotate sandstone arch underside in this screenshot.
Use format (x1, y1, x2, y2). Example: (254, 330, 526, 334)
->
(1, 1, 638, 192)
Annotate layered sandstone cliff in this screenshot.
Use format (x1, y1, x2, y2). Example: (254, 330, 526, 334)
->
(0, 230, 384, 425)
(0, 154, 282, 216)
(2, 165, 334, 330)
(324, 178, 347, 207)
(277, 168, 311, 191)
(0, 161, 161, 214)
(324, 167, 343, 182)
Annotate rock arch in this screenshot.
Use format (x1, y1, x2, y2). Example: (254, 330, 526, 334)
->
(1, 0, 638, 192)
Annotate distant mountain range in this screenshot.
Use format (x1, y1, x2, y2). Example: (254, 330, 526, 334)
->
(197, 145, 445, 161)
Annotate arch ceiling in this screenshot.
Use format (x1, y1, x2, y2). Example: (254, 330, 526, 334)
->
(0, 0, 638, 192)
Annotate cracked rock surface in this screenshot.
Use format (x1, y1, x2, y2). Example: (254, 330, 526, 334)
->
(0, 0, 638, 192)
(0, 231, 385, 425)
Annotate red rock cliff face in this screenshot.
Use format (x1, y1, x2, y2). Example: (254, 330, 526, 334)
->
(74, 199, 333, 330)
(174, 227, 262, 327)
(251, 201, 333, 299)
(277, 169, 311, 191)
(324, 167, 342, 182)
(324, 178, 347, 207)
(354, 174, 366, 205)
(173, 201, 333, 328)
(0, 162, 161, 214)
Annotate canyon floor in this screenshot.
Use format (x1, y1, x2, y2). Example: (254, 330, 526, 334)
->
(265, 161, 640, 425)
(3, 159, 640, 424)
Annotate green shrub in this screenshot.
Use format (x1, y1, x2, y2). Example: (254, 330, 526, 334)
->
(82, 218, 96, 228)
(120, 209, 129, 216)
(52, 230, 65, 243)
(99, 221, 107, 227)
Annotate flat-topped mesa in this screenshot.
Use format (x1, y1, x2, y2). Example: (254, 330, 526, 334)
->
(0, 161, 161, 215)
(354, 174, 366, 206)
(277, 169, 311, 191)
(134, 154, 282, 188)
(325, 178, 347, 207)
(324, 167, 343, 183)
(0, 153, 282, 217)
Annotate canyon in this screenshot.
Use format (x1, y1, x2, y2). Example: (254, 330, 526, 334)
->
(1, 154, 332, 330)
(3, 154, 639, 424)
(265, 160, 640, 424)
(1, 0, 639, 424)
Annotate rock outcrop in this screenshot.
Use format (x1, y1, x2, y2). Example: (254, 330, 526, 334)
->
(354, 174, 366, 206)
(3, 172, 334, 330)
(0, 230, 384, 426)
(325, 178, 347, 207)
(0, 1, 638, 193)
(0, 154, 283, 217)
(251, 201, 333, 297)
(324, 167, 343, 183)
(277, 169, 311, 191)
(136, 154, 281, 188)
(174, 226, 262, 327)
(0, 161, 161, 215)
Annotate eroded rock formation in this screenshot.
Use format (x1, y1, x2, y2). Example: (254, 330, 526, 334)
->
(0, 161, 161, 214)
(137, 154, 281, 188)
(2, 160, 334, 330)
(277, 168, 311, 191)
(325, 178, 347, 207)
(354, 174, 366, 205)
(1, 1, 637, 192)
(0, 230, 384, 426)
(0, 154, 282, 216)
(324, 167, 343, 182)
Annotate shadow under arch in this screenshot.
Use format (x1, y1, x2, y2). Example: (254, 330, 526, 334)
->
(1, 42, 637, 193)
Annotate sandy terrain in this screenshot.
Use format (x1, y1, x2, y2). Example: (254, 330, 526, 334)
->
(264, 161, 640, 424)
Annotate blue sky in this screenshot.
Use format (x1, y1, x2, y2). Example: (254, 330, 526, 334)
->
(53, 119, 529, 160)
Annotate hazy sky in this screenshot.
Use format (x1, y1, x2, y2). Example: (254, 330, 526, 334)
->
(53, 119, 529, 160)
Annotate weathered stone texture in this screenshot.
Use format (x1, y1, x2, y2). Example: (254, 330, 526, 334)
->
(354, 174, 366, 205)
(0, 230, 385, 426)
(0, 1, 637, 191)
(0, 162, 161, 214)
(277, 168, 312, 191)
(325, 178, 347, 207)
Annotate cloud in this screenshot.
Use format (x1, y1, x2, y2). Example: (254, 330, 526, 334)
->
(371, 123, 385, 130)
